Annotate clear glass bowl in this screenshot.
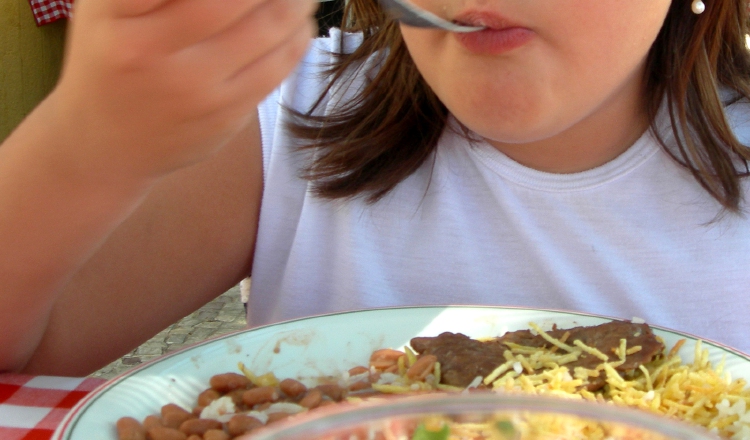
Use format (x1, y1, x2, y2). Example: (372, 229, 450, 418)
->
(248, 392, 719, 440)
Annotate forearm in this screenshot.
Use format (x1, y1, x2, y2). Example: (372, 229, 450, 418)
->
(0, 0, 315, 373)
(0, 97, 156, 372)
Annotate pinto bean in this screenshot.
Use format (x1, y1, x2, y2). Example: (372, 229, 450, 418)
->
(266, 412, 291, 424)
(143, 415, 163, 431)
(254, 402, 272, 412)
(298, 388, 323, 409)
(204, 429, 231, 440)
(227, 414, 264, 436)
(116, 417, 146, 440)
(226, 389, 246, 407)
(348, 366, 370, 376)
(186, 436, 202, 440)
(384, 364, 399, 374)
(369, 349, 405, 370)
(348, 380, 371, 392)
(179, 418, 223, 436)
(315, 384, 344, 401)
(197, 388, 222, 407)
(370, 348, 405, 361)
(209, 373, 251, 393)
(279, 378, 307, 398)
(161, 404, 195, 430)
(406, 355, 438, 381)
(147, 426, 187, 440)
(242, 386, 279, 407)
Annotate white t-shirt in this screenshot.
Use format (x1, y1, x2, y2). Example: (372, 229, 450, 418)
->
(252, 29, 750, 353)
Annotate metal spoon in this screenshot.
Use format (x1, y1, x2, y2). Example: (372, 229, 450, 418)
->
(379, 0, 485, 32)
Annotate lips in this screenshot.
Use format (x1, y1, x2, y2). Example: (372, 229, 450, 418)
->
(452, 10, 519, 30)
(451, 11, 534, 55)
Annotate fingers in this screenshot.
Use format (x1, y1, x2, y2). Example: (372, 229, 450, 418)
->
(79, 0, 317, 60)
(118, 0, 317, 53)
(223, 15, 317, 106)
(103, 0, 175, 18)
(55, 0, 318, 177)
(198, 15, 316, 124)
(181, 0, 318, 80)
(137, 0, 272, 51)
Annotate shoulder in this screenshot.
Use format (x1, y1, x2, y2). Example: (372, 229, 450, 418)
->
(256, 29, 369, 172)
(270, 29, 363, 109)
(285, 28, 366, 92)
(257, 29, 374, 147)
(295, 28, 365, 78)
(722, 93, 750, 144)
(323, 28, 365, 54)
(258, 29, 366, 119)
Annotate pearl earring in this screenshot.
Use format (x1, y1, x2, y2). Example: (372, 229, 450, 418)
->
(692, 0, 706, 14)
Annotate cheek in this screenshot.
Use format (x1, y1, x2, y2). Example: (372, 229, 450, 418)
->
(400, 1, 668, 144)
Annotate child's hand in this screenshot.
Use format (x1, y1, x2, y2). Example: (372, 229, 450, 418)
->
(50, 0, 317, 178)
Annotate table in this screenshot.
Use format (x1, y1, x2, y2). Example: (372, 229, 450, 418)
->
(27, 0, 73, 26)
(0, 374, 105, 440)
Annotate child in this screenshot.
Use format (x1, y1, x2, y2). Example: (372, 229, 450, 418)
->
(1, 0, 749, 376)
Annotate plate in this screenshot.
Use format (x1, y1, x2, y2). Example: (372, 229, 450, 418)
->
(52, 306, 750, 439)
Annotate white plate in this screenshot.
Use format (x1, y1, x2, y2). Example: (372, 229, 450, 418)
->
(53, 306, 750, 439)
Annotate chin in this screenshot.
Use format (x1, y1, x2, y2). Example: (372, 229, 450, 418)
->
(446, 95, 557, 139)
(455, 112, 561, 145)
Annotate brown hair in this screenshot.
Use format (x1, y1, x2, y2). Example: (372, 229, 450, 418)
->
(644, 0, 750, 212)
(289, 0, 750, 211)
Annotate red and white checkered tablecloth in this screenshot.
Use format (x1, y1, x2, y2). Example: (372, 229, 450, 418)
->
(27, 0, 74, 26)
(0, 374, 105, 440)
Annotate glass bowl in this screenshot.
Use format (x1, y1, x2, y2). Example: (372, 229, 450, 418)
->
(248, 392, 719, 440)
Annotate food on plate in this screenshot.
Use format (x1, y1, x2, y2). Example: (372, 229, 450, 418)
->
(409, 320, 664, 390)
(116, 320, 750, 440)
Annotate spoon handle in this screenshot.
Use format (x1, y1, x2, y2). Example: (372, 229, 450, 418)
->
(379, 0, 484, 33)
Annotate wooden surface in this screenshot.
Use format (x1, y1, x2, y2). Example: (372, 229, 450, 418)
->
(0, 0, 66, 141)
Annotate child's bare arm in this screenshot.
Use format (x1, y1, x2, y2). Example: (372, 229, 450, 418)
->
(0, 0, 315, 372)
(19, 117, 263, 376)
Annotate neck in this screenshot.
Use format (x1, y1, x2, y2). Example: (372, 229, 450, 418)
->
(485, 78, 649, 174)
